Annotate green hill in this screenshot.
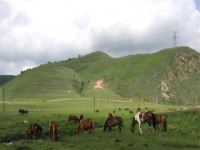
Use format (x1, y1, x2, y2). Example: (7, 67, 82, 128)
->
(3, 46, 200, 104)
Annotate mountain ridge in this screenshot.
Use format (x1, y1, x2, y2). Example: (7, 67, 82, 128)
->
(3, 46, 200, 104)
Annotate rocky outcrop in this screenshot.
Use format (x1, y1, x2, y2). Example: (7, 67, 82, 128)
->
(162, 47, 200, 100)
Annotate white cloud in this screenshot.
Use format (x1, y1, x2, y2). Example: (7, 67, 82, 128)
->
(0, 0, 200, 74)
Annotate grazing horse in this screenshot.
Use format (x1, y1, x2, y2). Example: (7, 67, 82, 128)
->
(27, 123, 43, 139)
(131, 111, 157, 134)
(79, 114, 84, 121)
(155, 113, 167, 132)
(103, 113, 123, 133)
(19, 109, 28, 116)
(49, 121, 58, 140)
(75, 118, 95, 134)
(68, 115, 79, 123)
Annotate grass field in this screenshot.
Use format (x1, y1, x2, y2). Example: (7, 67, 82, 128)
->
(0, 99, 199, 150)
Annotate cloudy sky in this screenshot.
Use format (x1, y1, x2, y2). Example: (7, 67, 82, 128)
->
(0, 0, 200, 75)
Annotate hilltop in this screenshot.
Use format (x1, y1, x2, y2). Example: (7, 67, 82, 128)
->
(3, 46, 200, 104)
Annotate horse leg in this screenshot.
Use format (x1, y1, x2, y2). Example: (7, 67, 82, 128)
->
(119, 125, 121, 133)
(108, 126, 112, 133)
(147, 121, 152, 133)
(138, 122, 142, 134)
(53, 128, 55, 140)
(103, 125, 107, 132)
(157, 124, 160, 132)
(55, 131, 58, 140)
(131, 119, 137, 133)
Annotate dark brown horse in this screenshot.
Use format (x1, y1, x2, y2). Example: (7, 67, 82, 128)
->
(27, 123, 43, 139)
(75, 118, 95, 134)
(68, 115, 79, 123)
(155, 113, 167, 132)
(131, 111, 157, 134)
(103, 113, 123, 133)
(19, 109, 28, 116)
(49, 121, 58, 140)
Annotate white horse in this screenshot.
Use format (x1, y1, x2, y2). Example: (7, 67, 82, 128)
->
(131, 111, 157, 134)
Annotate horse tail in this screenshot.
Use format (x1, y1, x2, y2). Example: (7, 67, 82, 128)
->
(103, 122, 107, 132)
(117, 117, 123, 127)
(163, 118, 167, 132)
(151, 113, 157, 130)
(103, 118, 109, 132)
(131, 118, 136, 133)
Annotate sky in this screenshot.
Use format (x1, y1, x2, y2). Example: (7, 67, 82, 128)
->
(0, 0, 200, 75)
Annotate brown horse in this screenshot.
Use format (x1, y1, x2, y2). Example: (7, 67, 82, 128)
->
(19, 109, 28, 116)
(75, 118, 95, 134)
(68, 115, 79, 123)
(131, 111, 157, 134)
(103, 113, 123, 133)
(27, 123, 43, 139)
(155, 113, 167, 132)
(49, 121, 58, 140)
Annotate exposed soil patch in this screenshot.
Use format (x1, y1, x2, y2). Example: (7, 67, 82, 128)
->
(94, 79, 104, 89)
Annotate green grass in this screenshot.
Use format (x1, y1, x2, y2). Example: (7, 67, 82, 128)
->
(0, 99, 199, 150)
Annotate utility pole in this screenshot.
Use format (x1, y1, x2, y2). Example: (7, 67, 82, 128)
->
(93, 95, 96, 111)
(172, 31, 178, 47)
(2, 88, 5, 112)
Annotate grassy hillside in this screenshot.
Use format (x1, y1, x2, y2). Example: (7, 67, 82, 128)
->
(3, 46, 200, 104)
(3, 64, 83, 101)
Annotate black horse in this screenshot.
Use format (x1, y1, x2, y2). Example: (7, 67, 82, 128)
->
(19, 109, 28, 116)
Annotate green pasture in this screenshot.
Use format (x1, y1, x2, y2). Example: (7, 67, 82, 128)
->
(0, 99, 199, 150)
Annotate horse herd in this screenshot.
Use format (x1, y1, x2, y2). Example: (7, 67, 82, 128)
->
(19, 108, 167, 141)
